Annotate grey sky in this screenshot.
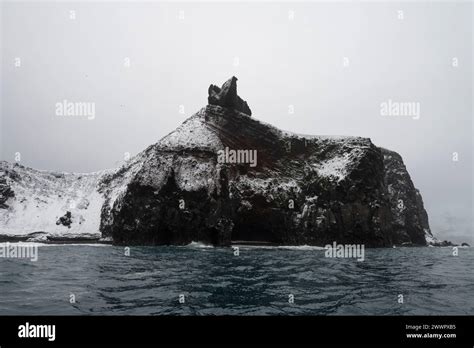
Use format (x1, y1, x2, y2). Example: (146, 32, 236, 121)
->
(1, 1, 472, 243)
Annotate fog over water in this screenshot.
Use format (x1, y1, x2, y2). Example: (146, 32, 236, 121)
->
(1, 2, 472, 243)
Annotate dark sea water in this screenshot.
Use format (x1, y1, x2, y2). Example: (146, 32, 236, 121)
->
(0, 243, 473, 315)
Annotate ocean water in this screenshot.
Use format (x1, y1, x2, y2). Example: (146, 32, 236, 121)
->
(0, 243, 473, 315)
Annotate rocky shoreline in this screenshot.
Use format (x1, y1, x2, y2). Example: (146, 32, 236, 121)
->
(0, 232, 110, 244)
(0, 234, 466, 248)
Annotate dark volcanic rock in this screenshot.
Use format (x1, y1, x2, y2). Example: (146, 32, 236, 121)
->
(208, 76, 252, 116)
(56, 211, 73, 228)
(98, 78, 431, 247)
(0, 175, 14, 209)
(381, 149, 429, 245)
(430, 240, 455, 247)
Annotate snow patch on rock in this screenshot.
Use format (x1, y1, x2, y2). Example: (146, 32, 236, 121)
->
(0, 162, 104, 239)
(158, 109, 223, 152)
(312, 153, 352, 182)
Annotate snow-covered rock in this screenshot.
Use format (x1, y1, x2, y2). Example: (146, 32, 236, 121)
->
(0, 77, 434, 246)
(0, 162, 105, 241)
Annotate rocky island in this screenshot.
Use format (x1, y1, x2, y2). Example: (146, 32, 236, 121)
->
(0, 77, 449, 247)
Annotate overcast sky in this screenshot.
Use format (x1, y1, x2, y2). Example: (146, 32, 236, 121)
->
(1, 1, 472, 243)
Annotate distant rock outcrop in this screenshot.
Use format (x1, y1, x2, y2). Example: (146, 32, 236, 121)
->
(208, 76, 252, 116)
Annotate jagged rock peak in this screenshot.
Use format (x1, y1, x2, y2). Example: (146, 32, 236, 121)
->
(208, 76, 252, 116)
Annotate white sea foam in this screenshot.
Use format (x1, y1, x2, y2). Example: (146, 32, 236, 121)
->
(0, 242, 110, 247)
(185, 241, 214, 248)
(235, 244, 326, 251)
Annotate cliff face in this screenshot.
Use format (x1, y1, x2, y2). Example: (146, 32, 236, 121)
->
(0, 77, 432, 246)
(381, 149, 431, 245)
